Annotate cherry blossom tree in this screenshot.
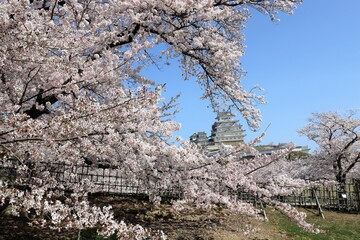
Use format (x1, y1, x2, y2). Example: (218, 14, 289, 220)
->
(299, 111, 360, 194)
(0, 0, 316, 238)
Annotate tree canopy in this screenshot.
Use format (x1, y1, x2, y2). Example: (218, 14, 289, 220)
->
(299, 111, 360, 191)
(0, 0, 317, 238)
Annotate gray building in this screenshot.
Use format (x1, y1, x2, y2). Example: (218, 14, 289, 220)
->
(190, 111, 246, 153)
(190, 111, 310, 155)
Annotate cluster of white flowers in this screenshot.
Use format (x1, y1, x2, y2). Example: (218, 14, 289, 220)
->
(299, 111, 360, 189)
(0, 0, 321, 238)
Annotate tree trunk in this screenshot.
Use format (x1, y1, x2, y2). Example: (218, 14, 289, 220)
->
(336, 174, 348, 208)
(354, 179, 360, 212)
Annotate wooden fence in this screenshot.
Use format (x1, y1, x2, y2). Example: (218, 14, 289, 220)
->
(275, 181, 360, 212)
(235, 180, 360, 213)
(1, 160, 360, 212)
(0, 160, 183, 199)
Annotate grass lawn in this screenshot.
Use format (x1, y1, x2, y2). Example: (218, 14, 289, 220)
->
(272, 208, 360, 240)
(211, 208, 360, 240)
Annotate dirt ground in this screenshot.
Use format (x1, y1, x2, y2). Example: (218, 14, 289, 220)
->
(0, 215, 76, 240)
(0, 195, 283, 240)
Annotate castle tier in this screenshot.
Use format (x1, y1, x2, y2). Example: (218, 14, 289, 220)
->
(210, 111, 246, 145)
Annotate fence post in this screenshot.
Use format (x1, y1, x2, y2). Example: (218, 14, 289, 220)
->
(259, 200, 268, 221)
(312, 188, 325, 219)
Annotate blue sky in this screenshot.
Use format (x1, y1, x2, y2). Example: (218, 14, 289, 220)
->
(143, 0, 360, 151)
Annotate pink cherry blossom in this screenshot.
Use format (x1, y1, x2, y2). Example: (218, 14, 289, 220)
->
(0, 0, 319, 238)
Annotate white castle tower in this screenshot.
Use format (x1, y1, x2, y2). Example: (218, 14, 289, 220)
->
(210, 111, 246, 145)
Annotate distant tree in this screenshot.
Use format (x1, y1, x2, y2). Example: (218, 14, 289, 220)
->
(0, 0, 317, 238)
(287, 150, 311, 161)
(299, 111, 360, 194)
